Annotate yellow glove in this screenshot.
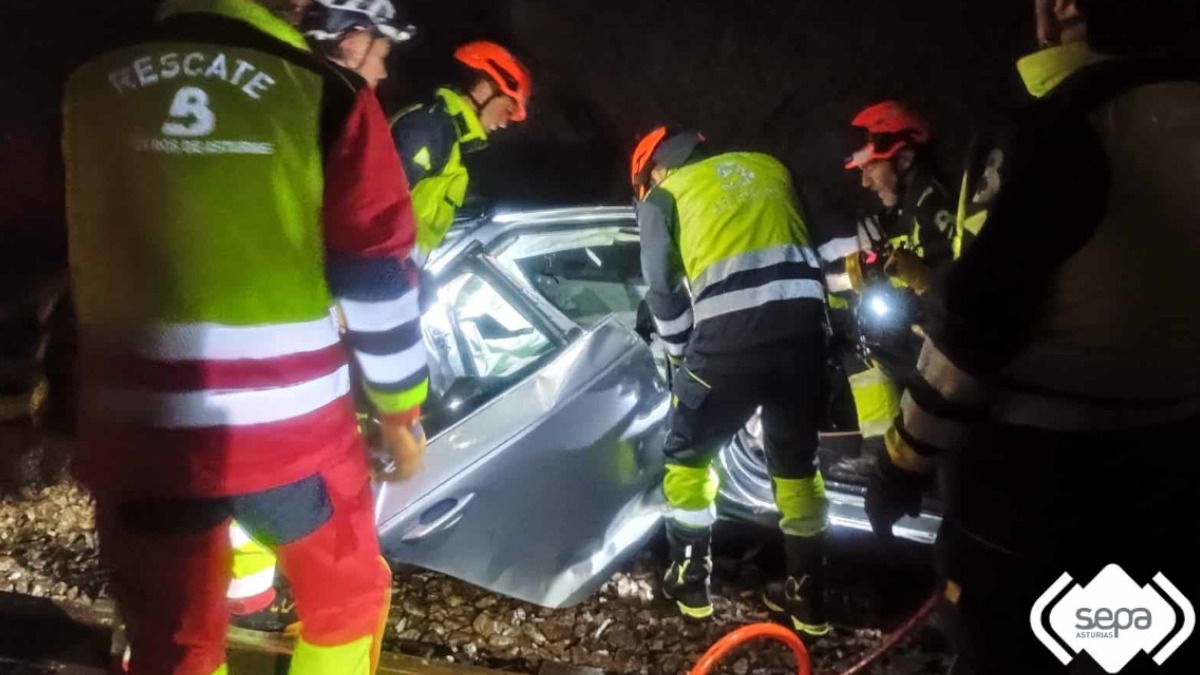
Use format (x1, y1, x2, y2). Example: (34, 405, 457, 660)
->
(844, 253, 866, 293)
(375, 409, 426, 481)
(884, 249, 935, 294)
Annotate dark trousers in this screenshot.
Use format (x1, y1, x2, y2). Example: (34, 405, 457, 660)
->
(664, 333, 827, 482)
(937, 415, 1200, 675)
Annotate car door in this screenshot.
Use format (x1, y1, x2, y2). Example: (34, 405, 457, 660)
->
(372, 234, 670, 609)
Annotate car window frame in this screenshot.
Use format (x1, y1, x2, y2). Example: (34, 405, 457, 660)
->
(482, 221, 645, 336)
(420, 251, 571, 440)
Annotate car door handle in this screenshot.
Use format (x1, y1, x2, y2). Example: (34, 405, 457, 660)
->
(400, 493, 476, 543)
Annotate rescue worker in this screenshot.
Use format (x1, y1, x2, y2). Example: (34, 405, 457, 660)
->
(390, 41, 531, 267)
(825, 102, 956, 477)
(844, 100, 955, 294)
(632, 127, 832, 639)
(63, 0, 428, 672)
(304, 0, 416, 90)
(225, 0, 420, 631)
(868, 0, 1200, 672)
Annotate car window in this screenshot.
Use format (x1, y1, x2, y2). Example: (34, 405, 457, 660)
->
(491, 225, 648, 331)
(421, 270, 559, 436)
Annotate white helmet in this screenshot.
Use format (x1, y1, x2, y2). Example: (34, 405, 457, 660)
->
(303, 0, 416, 43)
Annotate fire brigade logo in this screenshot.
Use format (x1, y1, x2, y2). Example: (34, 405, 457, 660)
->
(1031, 564, 1195, 673)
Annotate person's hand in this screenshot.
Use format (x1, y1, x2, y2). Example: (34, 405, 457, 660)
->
(375, 411, 426, 481)
(884, 249, 935, 293)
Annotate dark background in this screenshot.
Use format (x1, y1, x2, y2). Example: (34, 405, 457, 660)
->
(0, 0, 1076, 248)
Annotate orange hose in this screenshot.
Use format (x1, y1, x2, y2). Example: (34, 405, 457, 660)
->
(689, 623, 812, 675)
(689, 593, 938, 675)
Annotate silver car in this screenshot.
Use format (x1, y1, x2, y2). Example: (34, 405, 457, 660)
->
(371, 206, 941, 609)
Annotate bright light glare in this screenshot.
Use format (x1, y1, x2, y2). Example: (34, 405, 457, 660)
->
(869, 296, 890, 317)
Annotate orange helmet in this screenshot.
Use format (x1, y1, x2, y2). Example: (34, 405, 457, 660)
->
(630, 126, 704, 199)
(454, 41, 532, 122)
(844, 101, 931, 169)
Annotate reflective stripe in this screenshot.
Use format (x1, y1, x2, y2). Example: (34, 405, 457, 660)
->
(991, 391, 1200, 432)
(354, 341, 426, 385)
(663, 463, 719, 511)
(818, 236, 863, 263)
(857, 216, 884, 244)
(692, 244, 819, 298)
(694, 279, 824, 324)
(669, 504, 717, 528)
(774, 475, 829, 537)
(88, 365, 351, 428)
(230, 521, 253, 549)
(226, 565, 276, 600)
(901, 390, 971, 450)
(292, 635, 374, 675)
(339, 291, 420, 333)
(653, 309, 693, 339)
(885, 425, 937, 474)
(826, 272, 853, 293)
(849, 367, 900, 439)
(917, 340, 988, 406)
(84, 316, 340, 361)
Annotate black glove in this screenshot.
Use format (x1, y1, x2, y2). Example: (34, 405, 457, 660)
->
(865, 445, 932, 544)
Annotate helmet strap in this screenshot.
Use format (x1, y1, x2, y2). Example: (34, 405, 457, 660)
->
(354, 36, 377, 71)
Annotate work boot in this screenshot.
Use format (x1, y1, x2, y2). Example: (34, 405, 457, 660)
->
(661, 520, 714, 620)
(763, 533, 831, 639)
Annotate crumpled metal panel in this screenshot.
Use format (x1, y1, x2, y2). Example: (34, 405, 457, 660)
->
(373, 320, 669, 607)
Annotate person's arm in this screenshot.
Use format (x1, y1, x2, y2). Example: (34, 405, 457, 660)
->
(323, 88, 428, 428)
(910, 178, 956, 269)
(390, 106, 455, 187)
(894, 106, 1110, 464)
(637, 189, 692, 362)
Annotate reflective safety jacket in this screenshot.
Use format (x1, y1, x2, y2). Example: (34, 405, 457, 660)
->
(881, 165, 955, 268)
(64, 0, 428, 498)
(637, 152, 825, 360)
(952, 137, 1006, 260)
(891, 45, 1200, 477)
(390, 88, 488, 266)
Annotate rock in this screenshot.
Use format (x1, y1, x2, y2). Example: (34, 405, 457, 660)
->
(733, 658, 749, 675)
(522, 623, 548, 645)
(616, 576, 638, 599)
(472, 612, 501, 638)
(447, 595, 465, 608)
(475, 595, 498, 610)
(461, 642, 478, 657)
(487, 634, 517, 649)
(540, 617, 574, 642)
(604, 627, 636, 651)
(396, 629, 422, 641)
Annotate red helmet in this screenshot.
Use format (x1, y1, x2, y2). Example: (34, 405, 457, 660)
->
(844, 101, 931, 169)
(454, 41, 532, 122)
(630, 126, 705, 199)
